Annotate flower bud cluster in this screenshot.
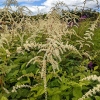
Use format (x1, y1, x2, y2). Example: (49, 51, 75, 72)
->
(80, 75, 100, 82)
(78, 84, 100, 100)
(12, 84, 32, 92)
(79, 75, 100, 100)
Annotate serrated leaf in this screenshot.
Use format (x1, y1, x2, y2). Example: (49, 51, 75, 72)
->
(60, 85, 69, 91)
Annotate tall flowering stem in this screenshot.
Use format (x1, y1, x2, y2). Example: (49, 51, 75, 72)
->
(78, 75, 100, 100)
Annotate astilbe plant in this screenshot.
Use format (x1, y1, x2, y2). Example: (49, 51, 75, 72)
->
(17, 9, 82, 99)
(15, 1, 100, 100)
(0, 0, 36, 98)
(0, 0, 100, 100)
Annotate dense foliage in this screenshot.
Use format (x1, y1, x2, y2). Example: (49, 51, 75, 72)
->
(0, 0, 100, 100)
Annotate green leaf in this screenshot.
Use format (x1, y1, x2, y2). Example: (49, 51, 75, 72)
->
(66, 96, 69, 100)
(1, 96, 8, 100)
(60, 85, 69, 91)
(47, 73, 53, 82)
(29, 98, 35, 100)
(31, 86, 39, 91)
(73, 86, 82, 98)
(79, 80, 91, 86)
(21, 77, 31, 84)
(26, 64, 38, 74)
(22, 70, 26, 74)
(12, 70, 19, 76)
(51, 95, 60, 100)
(84, 98, 91, 100)
(94, 66, 98, 71)
(21, 63, 27, 70)
(95, 96, 100, 100)
(72, 97, 78, 100)
(47, 88, 61, 95)
(36, 88, 44, 97)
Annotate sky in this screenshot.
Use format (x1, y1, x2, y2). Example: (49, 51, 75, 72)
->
(0, 0, 100, 15)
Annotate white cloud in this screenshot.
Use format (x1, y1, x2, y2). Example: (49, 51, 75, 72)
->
(17, 0, 35, 1)
(0, 0, 100, 15)
(27, 5, 47, 14)
(42, 0, 100, 9)
(30, 0, 100, 14)
(28, 0, 99, 15)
